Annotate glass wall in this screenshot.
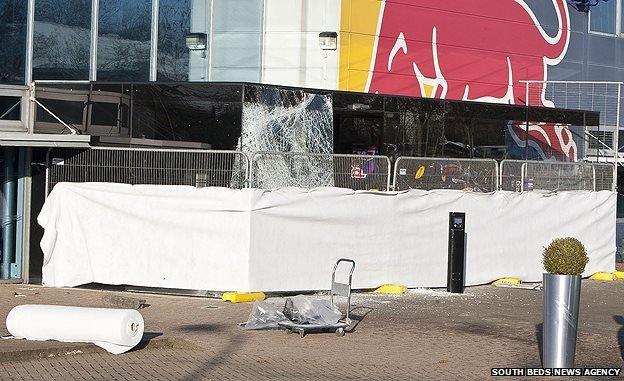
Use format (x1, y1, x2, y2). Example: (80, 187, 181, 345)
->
(157, 0, 192, 81)
(0, 0, 269, 84)
(210, 0, 262, 82)
(0, 1, 27, 83)
(33, 0, 91, 80)
(98, 0, 151, 81)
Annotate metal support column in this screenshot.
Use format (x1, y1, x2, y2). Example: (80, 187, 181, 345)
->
(1, 147, 17, 279)
(90, 0, 100, 81)
(13, 148, 26, 279)
(150, 0, 160, 81)
(614, 83, 621, 192)
(25, 0, 35, 85)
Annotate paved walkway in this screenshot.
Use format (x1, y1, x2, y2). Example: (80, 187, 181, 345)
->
(0, 281, 623, 380)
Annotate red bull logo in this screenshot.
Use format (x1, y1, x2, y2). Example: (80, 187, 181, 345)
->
(340, 0, 577, 161)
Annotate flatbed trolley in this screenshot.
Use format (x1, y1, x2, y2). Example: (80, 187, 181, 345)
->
(279, 258, 355, 338)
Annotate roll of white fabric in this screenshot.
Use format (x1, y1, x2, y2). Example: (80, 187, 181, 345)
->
(6, 305, 144, 354)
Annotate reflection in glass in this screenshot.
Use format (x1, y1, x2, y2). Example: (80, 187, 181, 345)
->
(131, 83, 242, 148)
(0, 0, 27, 83)
(210, 0, 262, 81)
(590, 0, 616, 34)
(33, 0, 91, 80)
(33, 84, 90, 134)
(158, 0, 193, 81)
(98, 0, 151, 81)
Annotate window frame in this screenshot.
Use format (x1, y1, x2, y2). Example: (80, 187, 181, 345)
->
(22, 0, 267, 84)
(588, 0, 622, 37)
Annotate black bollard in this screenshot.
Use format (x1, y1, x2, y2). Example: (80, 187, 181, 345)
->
(447, 212, 466, 293)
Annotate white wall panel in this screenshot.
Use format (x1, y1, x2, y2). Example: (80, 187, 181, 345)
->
(262, 0, 340, 89)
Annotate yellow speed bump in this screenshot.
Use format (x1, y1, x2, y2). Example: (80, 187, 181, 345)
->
(613, 271, 624, 279)
(589, 272, 615, 281)
(374, 284, 407, 294)
(221, 292, 266, 303)
(491, 278, 522, 287)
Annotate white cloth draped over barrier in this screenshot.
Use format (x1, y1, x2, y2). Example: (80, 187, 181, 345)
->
(38, 183, 616, 292)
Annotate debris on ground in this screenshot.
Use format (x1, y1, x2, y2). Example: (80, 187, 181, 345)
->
(242, 295, 341, 330)
(102, 294, 147, 310)
(493, 283, 542, 290)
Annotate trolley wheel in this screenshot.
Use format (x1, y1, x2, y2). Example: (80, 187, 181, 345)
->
(335, 328, 345, 337)
(298, 329, 306, 338)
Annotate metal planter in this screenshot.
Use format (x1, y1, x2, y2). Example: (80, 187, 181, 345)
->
(543, 273, 582, 368)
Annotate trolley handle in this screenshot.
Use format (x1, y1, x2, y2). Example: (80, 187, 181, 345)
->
(332, 258, 356, 284)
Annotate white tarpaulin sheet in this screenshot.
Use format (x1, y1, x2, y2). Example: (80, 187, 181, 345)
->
(38, 183, 616, 292)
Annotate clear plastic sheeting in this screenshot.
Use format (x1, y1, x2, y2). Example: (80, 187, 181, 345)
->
(283, 295, 341, 325)
(243, 301, 288, 330)
(243, 296, 341, 330)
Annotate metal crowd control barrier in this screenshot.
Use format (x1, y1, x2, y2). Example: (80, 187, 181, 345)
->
(250, 152, 392, 191)
(499, 159, 529, 192)
(46, 148, 615, 195)
(392, 157, 499, 192)
(499, 159, 607, 192)
(593, 163, 616, 191)
(46, 147, 250, 195)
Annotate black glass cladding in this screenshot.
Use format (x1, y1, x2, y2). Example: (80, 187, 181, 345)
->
(131, 83, 242, 148)
(332, 90, 598, 160)
(31, 82, 598, 158)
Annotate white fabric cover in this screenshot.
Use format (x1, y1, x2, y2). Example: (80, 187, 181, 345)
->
(6, 305, 144, 354)
(38, 183, 616, 292)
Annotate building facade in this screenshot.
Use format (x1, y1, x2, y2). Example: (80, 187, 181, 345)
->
(1, 1, 624, 158)
(1, 0, 624, 282)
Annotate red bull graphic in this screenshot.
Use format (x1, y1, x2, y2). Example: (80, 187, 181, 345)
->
(507, 121, 577, 161)
(345, 0, 576, 161)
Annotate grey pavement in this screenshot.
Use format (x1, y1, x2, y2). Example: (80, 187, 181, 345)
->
(0, 281, 622, 380)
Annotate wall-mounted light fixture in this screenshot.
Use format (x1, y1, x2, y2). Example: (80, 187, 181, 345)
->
(185, 33, 207, 50)
(318, 31, 338, 51)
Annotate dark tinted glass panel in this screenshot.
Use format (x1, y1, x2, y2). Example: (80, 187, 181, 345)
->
(36, 99, 83, 124)
(444, 118, 506, 159)
(33, 84, 90, 133)
(0, 0, 26, 83)
(131, 84, 242, 148)
(382, 98, 445, 158)
(98, 0, 151, 81)
(157, 0, 192, 81)
(88, 83, 130, 134)
(33, 0, 91, 80)
(0, 96, 20, 120)
(91, 102, 118, 125)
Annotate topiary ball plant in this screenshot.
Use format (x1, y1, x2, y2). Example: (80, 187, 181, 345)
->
(543, 237, 588, 276)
